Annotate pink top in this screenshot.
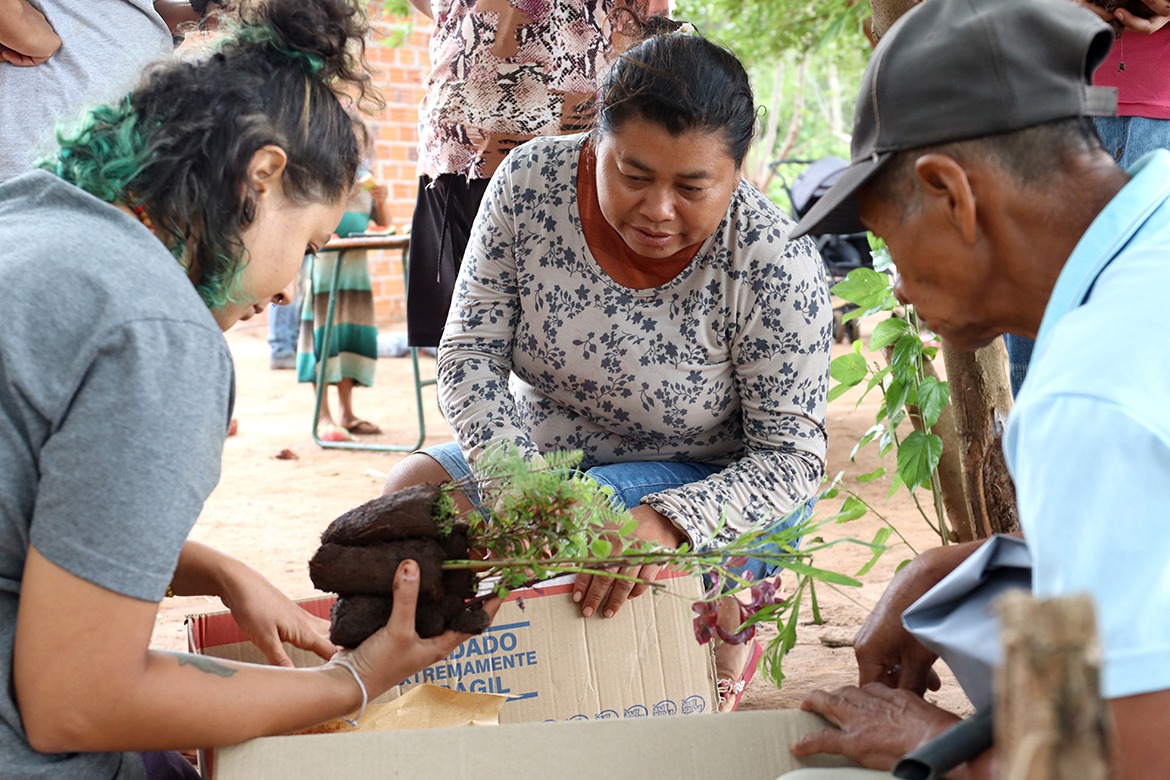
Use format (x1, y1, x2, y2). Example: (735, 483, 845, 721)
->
(1094, 27, 1170, 120)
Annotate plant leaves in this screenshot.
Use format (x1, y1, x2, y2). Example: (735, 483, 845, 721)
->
(917, 376, 951, 429)
(849, 424, 884, 460)
(869, 316, 909, 351)
(883, 377, 912, 423)
(896, 430, 943, 492)
(830, 495, 868, 523)
(854, 527, 893, 577)
(781, 559, 863, 587)
(831, 267, 891, 309)
(855, 466, 886, 483)
(828, 381, 857, 403)
(830, 352, 868, 386)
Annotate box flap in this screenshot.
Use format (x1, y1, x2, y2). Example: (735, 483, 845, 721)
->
(211, 710, 855, 779)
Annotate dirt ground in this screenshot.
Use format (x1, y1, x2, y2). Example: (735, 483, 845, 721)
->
(151, 313, 972, 718)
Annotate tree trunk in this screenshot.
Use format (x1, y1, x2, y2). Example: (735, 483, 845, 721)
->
(868, 0, 1019, 543)
(941, 341, 1019, 540)
(996, 592, 1112, 780)
(869, 0, 924, 41)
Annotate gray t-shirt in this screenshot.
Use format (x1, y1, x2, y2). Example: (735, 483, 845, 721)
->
(0, 172, 234, 777)
(0, 0, 172, 180)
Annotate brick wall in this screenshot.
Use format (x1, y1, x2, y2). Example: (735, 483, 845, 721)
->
(363, 5, 434, 329)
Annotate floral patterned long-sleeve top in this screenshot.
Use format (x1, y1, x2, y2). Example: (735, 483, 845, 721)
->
(437, 134, 833, 548)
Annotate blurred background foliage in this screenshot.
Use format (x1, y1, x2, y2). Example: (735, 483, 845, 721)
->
(675, 0, 872, 213)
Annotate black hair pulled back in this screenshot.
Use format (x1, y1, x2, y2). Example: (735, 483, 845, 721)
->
(597, 26, 756, 168)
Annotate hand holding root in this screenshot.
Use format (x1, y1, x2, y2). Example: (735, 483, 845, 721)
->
(310, 484, 493, 646)
(332, 560, 501, 701)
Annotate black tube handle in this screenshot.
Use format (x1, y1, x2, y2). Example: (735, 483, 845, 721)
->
(892, 707, 994, 780)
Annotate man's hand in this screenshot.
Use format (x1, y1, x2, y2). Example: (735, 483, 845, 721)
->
(0, 0, 61, 66)
(854, 541, 987, 693)
(791, 683, 962, 770)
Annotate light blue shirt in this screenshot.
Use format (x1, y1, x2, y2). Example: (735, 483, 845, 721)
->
(1004, 150, 1170, 699)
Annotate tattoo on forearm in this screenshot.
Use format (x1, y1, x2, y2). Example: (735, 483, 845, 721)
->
(170, 652, 239, 678)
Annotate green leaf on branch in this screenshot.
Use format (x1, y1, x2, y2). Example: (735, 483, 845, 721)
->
(850, 424, 884, 460)
(858, 364, 891, 405)
(830, 352, 868, 386)
(782, 559, 863, 588)
(916, 377, 951, 428)
(883, 377, 912, 423)
(831, 268, 892, 310)
(828, 382, 856, 403)
(889, 333, 924, 372)
(855, 527, 893, 576)
(869, 316, 909, 351)
(855, 466, 886, 483)
(887, 470, 905, 498)
(808, 579, 822, 625)
(591, 538, 612, 558)
(829, 496, 868, 523)
(896, 430, 944, 492)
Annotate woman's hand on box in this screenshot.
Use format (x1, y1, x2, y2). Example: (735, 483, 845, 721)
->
(571, 504, 685, 619)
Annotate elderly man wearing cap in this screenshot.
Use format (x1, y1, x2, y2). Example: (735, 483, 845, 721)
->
(773, 0, 1170, 778)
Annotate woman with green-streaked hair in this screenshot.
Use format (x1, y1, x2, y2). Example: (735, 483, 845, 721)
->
(0, 1, 496, 777)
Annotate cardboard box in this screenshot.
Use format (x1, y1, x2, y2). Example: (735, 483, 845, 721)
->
(189, 573, 727, 777)
(209, 709, 855, 780)
(188, 573, 716, 724)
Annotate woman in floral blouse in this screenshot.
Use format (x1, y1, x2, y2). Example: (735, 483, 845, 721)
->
(385, 27, 832, 710)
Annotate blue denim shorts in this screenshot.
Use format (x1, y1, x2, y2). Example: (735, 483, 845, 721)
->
(423, 440, 810, 584)
(1094, 115, 1170, 170)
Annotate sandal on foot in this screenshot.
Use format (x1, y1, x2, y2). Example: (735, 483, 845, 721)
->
(717, 639, 763, 712)
(319, 425, 353, 442)
(344, 419, 382, 436)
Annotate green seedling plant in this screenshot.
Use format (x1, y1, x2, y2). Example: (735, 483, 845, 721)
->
(437, 446, 892, 688)
(827, 244, 953, 550)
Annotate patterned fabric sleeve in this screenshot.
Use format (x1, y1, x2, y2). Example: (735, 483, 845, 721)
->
(643, 231, 832, 548)
(436, 160, 540, 464)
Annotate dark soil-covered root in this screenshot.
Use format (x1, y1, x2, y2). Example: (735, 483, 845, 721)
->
(319, 483, 443, 546)
(309, 539, 446, 597)
(311, 487, 488, 647)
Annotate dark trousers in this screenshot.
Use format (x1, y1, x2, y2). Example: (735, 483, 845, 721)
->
(406, 174, 491, 347)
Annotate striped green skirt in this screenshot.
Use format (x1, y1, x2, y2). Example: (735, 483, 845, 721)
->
(296, 249, 378, 387)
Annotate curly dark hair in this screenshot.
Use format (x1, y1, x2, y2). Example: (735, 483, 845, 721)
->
(40, 0, 382, 309)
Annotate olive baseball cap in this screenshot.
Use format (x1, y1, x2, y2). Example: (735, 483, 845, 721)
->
(791, 0, 1117, 238)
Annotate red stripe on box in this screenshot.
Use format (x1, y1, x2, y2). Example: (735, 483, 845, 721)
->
(188, 571, 690, 650)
